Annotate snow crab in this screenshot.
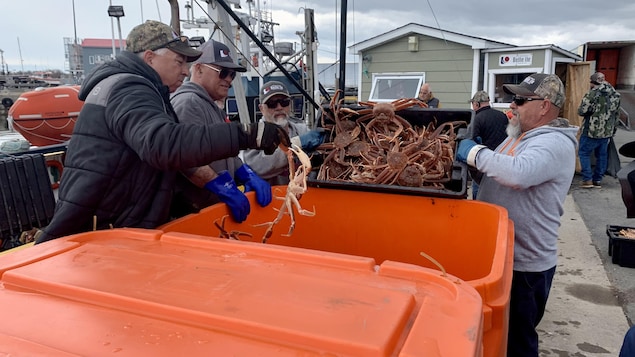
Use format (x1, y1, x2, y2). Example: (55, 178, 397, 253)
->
(255, 143, 315, 243)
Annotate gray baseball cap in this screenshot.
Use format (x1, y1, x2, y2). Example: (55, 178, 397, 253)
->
(503, 73, 565, 108)
(259, 81, 290, 104)
(193, 40, 246, 72)
(126, 20, 202, 62)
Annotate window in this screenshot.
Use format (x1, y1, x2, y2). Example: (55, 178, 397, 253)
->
(369, 73, 424, 102)
(493, 72, 537, 104)
(488, 67, 543, 108)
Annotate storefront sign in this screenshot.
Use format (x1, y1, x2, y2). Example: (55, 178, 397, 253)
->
(499, 53, 533, 66)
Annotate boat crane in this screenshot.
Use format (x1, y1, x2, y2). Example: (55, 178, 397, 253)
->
(177, 0, 327, 128)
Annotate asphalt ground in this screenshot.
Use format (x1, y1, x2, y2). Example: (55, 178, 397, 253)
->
(573, 124, 635, 326)
(533, 121, 635, 356)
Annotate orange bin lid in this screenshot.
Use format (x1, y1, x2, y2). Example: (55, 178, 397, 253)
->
(0, 229, 483, 356)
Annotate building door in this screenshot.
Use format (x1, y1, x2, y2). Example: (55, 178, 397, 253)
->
(586, 49, 620, 86)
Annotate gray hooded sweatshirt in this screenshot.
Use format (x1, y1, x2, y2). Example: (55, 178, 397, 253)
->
(476, 119, 579, 272)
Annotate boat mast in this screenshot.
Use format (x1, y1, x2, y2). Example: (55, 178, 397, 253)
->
(214, 0, 320, 111)
(338, 0, 347, 103)
(17, 37, 24, 72)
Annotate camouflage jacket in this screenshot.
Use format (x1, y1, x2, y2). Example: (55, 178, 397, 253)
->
(578, 82, 621, 138)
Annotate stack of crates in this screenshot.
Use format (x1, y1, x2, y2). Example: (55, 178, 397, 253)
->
(0, 153, 55, 250)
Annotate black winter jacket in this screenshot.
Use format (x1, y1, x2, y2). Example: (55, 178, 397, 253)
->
(38, 51, 249, 243)
(466, 105, 509, 184)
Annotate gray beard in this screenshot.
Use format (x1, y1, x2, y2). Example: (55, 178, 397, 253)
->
(271, 116, 289, 127)
(506, 121, 522, 138)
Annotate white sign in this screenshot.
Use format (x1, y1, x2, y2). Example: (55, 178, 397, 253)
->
(499, 53, 533, 67)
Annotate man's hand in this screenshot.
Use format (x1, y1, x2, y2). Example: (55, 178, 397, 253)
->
(204, 171, 250, 223)
(456, 139, 486, 167)
(235, 164, 272, 207)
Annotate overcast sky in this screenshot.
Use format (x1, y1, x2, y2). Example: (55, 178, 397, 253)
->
(2, 0, 634, 73)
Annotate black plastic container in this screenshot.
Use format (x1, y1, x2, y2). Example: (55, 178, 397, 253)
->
(309, 107, 473, 199)
(606, 225, 635, 268)
(0, 154, 56, 250)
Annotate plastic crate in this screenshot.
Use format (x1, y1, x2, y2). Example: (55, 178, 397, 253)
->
(0, 154, 56, 250)
(606, 225, 635, 267)
(310, 107, 473, 199)
(308, 161, 468, 198)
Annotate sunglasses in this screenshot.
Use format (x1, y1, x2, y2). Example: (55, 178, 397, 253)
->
(201, 63, 237, 80)
(512, 96, 544, 106)
(151, 35, 190, 51)
(265, 98, 291, 109)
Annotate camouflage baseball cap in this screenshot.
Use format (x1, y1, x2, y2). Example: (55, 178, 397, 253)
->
(469, 90, 490, 103)
(503, 73, 565, 108)
(126, 20, 202, 62)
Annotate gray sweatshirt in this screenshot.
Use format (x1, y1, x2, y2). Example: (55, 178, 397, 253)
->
(476, 120, 579, 272)
(240, 118, 309, 186)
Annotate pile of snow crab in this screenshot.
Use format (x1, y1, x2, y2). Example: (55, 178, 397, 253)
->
(316, 90, 467, 189)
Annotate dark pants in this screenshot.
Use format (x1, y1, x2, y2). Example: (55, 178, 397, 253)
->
(579, 135, 609, 182)
(620, 325, 635, 357)
(507, 266, 556, 357)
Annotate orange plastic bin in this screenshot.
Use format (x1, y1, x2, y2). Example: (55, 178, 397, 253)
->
(160, 186, 514, 357)
(0, 228, 483, 356)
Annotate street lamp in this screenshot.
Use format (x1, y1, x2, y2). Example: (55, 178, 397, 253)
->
(108, 5, 125, 56)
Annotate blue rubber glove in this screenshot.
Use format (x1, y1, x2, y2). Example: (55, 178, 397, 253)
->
(299, 130, 326, 151)
(456, 139, 486, 167)
(204, 171, 250, 223)
(235, 164, 272, 207)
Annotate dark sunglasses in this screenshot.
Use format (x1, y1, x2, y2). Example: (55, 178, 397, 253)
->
(512, 95, 544, 106)
(150, 35, 190, 51)
(202, 63, 237, 80)
(265, 98, 291, 109)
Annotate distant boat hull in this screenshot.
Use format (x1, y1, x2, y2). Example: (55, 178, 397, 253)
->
(7, 86, 82, 147)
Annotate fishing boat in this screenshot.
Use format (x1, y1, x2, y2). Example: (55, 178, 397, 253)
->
(7, 85, 82, 147)
(185, 1, 322, 127)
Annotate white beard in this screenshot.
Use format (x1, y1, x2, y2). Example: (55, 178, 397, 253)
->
(271, 115, 289, 127)
(506, 119, 522, 138)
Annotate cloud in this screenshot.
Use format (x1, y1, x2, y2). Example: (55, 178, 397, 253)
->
(2, 0, 634, 72)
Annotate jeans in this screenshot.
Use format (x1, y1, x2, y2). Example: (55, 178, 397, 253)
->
(471, 181, 479, 199)
(620, 325, 635, 357)
(578, 135, 609, 182)
(507, 267, 556, 357)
